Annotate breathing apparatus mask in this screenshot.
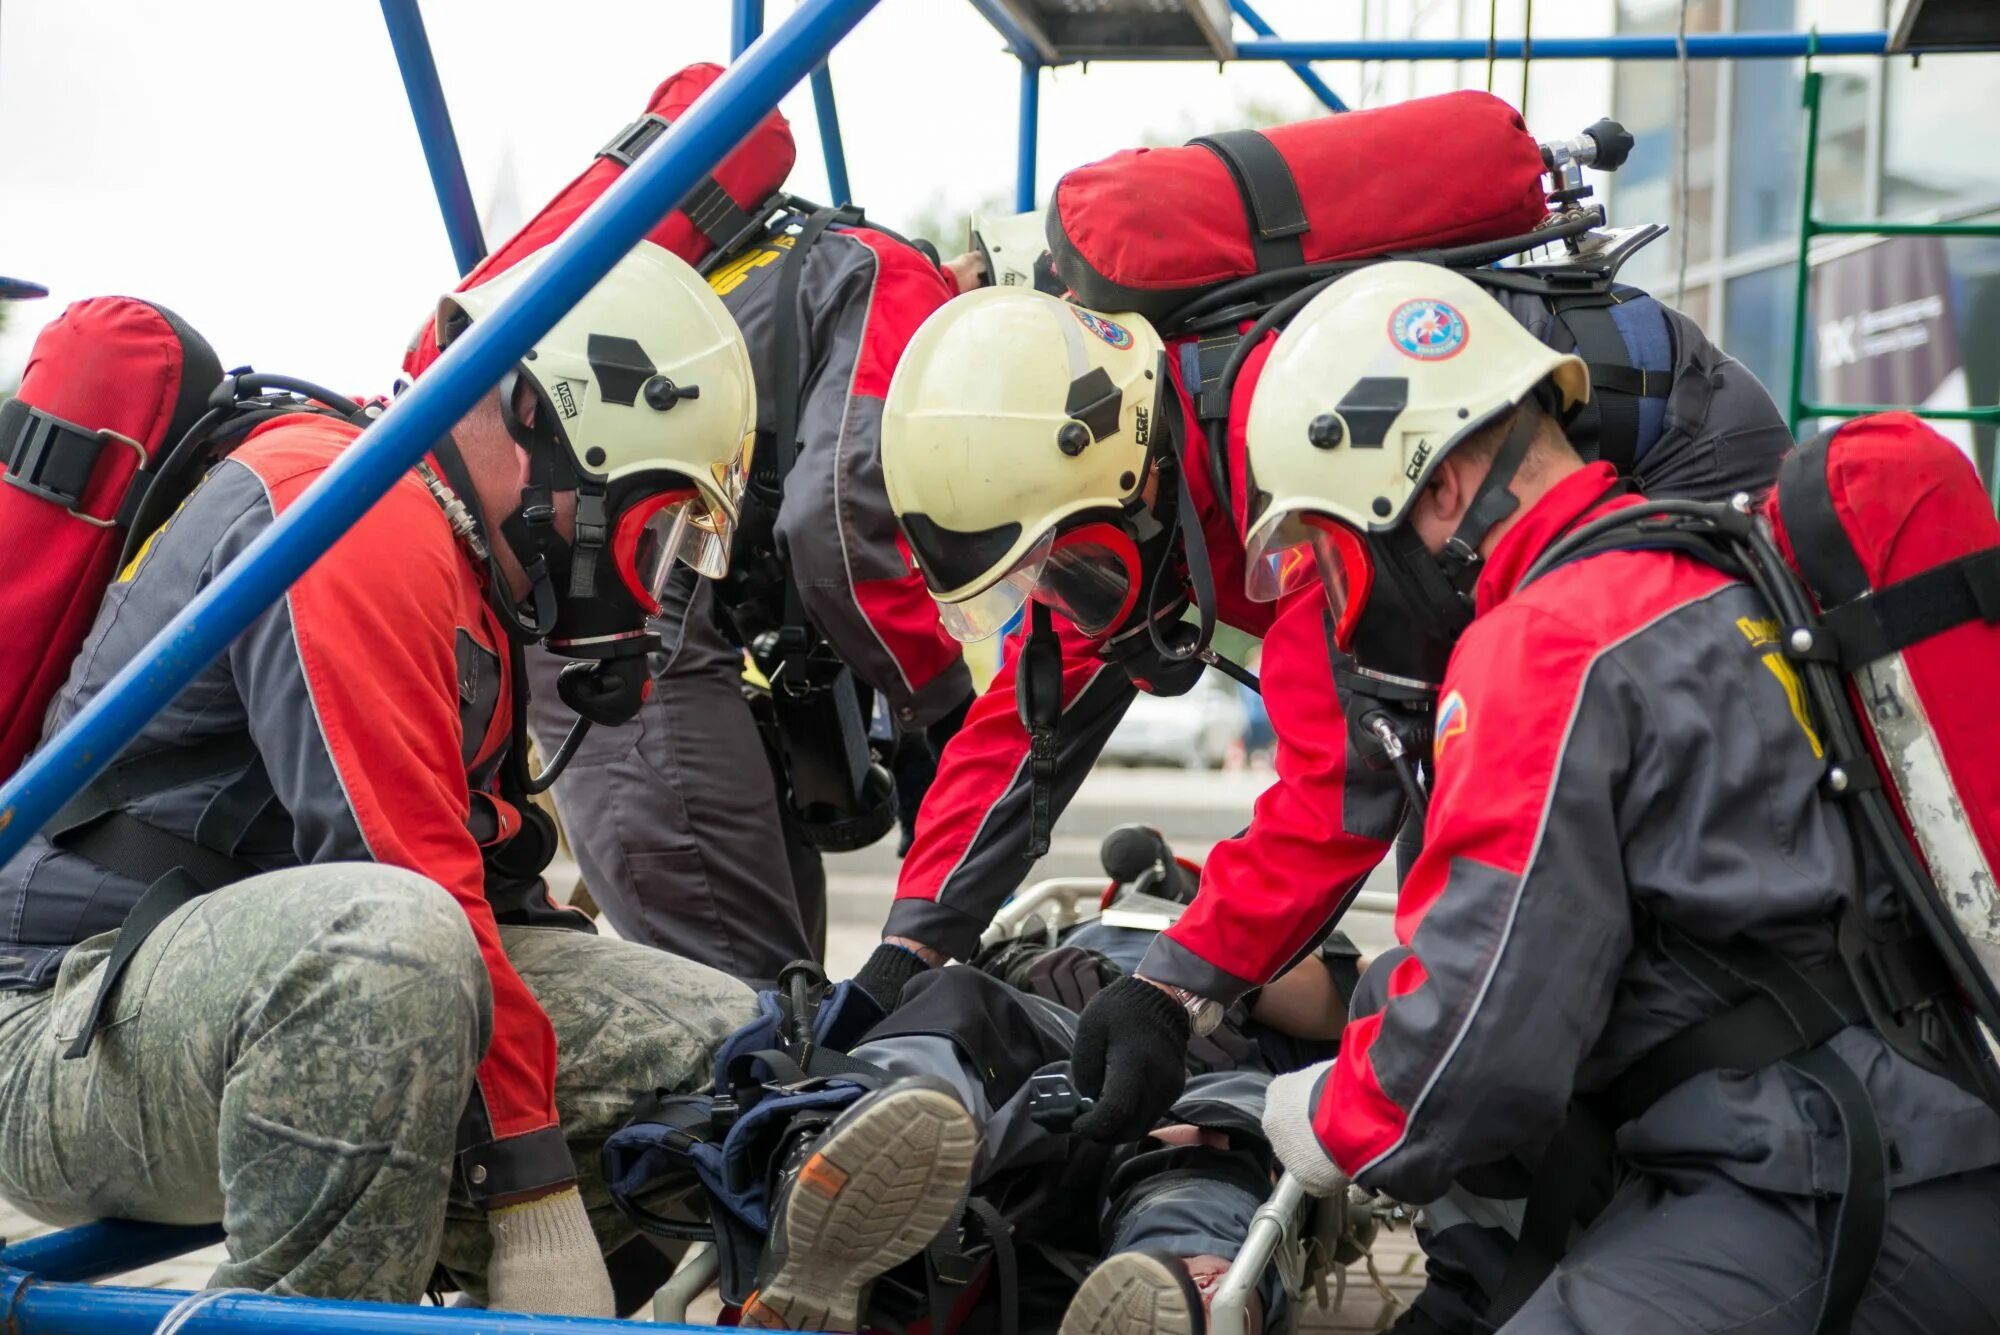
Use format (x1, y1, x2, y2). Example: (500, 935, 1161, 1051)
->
(1241, 261, 1590, 787)
(425, 240, 757, 785)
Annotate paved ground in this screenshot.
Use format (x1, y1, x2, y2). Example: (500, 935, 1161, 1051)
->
(0, 762, 1420, 1325)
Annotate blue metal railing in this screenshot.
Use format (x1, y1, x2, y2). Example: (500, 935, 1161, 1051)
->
(1230, 0, 1347, 112)
(1015, 60, 1041, 213)
(731, 0, 765, 59)
(0, 0, 885, 875)
(378, 0, 486, 276)
(1230, 30, 1892, 62)
(810, 64, 854, 206)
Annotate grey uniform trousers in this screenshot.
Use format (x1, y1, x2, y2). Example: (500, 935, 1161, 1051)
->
(0, 864, 757, 1304)
(526, 572, 822, 988)
(1502, 1163, 2000, 1334)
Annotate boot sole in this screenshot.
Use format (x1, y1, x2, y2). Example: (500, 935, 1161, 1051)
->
(743, 1085, 977, 1332)
(1061, 1251, 1203, 1335)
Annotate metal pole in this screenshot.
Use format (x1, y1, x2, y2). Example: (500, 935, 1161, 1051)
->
(0, 0, 885, 873)
(378, 0, 487, 277)
(810, 64, 854, 206)
(0, 1278, 723, 1334)
(0, 1223, 224, 1285)
(1211, 1173, 1310, 1335)
(1015, 58, 1040, 213)
(1787, 69, 1824, 435)
(732, 0, 766, 58)
(1214, 31, 1902, 61)
(1229, 0, 1347, 111)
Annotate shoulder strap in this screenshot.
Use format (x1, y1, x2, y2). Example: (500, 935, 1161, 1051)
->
(1547, 295, 1668, 476)
(598, 112, 759, 252)
(1187, 130, 1309, 274)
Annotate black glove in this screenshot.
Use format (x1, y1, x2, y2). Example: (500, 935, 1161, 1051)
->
(972, 940, 1123, 1012)
(851, 941, 933, 1013)
(1070, 976, 1190, 1143)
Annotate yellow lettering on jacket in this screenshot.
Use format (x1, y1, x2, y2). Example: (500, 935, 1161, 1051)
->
(707, 233, 793, 297)
(1736, 617, 1824, 758)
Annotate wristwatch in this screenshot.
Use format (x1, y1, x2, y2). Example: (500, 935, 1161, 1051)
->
(1149, 979, 1225, 1038)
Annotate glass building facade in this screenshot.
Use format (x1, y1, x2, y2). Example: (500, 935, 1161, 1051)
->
(1608, 0, 2000, 482)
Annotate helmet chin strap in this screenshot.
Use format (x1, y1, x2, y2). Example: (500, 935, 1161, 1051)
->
(427, 428, 558, 644)
(1433, 398, 1542, 604)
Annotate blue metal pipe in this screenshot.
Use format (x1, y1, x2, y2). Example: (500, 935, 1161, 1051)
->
(0, 0, 885, 874)
(0, 1223, 225, 1284)
(378, 0, 487, 276)
(810, 64, 853, 206)
(1015, 59, 1040, 214)
(1, 1276, 724, 1334)
(1228, 30, 1897, 61)
(1229, 0, 1347, 112)
(731, 0, 765, 58)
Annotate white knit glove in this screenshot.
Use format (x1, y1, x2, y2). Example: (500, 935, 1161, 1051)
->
(485, 1186, 617, 1317)
(1260, 1060, 1349, 1197)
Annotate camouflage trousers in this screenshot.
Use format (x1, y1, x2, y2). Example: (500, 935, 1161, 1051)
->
(0, 863, 757, 1303)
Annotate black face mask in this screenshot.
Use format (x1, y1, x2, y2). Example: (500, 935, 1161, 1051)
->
(1342, 523, 1475, 695)
(1338, 401, 1544, 696)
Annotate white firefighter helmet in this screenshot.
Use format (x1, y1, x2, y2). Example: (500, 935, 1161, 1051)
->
(437, 239, 756, 587)
(1241, 260, 1589, 601)
(882, 287, 1166, 642)
(970, 208, 1061, 294)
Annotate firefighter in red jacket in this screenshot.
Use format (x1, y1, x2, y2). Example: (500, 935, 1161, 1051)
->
(854, 287, 1401, 1142)
(1249, 263, 2000, 1332)
(512, 207, 974, 984)
(0, 242, 764, 1315)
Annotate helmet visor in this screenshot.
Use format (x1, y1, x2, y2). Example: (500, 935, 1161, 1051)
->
(1037, 523, 1141, 639)
(934, 522, 1142, 644)
(1243, 514, 1375, 649)
(937, 528, 1053, 643)
(613, 488, 732, 614)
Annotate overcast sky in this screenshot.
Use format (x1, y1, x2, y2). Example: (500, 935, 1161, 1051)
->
(0, 0, 1611, 391)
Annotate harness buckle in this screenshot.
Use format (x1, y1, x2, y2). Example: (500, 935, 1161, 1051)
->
(0, 399, 147, 526)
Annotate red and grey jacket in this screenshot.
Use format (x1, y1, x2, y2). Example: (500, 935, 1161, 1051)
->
(711, 219, 971, 729)
(886, 332, 1406, 993)
(0, 415, 582, 1204)
(1310, 463, 2000, 1206)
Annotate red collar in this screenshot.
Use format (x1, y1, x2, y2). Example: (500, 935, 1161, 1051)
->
(1473, 462, 1632, 616)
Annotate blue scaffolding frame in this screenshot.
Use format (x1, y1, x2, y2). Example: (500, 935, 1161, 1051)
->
(0, 4, 1989, 1330)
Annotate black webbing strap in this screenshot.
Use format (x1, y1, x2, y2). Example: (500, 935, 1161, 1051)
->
(48, 735, 262, 840)
(598, 112, 755, 248)
(1187, 130, 1309, 274)
(0, 397, 126, 513)
(732, 1047, 890, 1091)
(60, 868, 207, 1060)
(1815, 547, 2000, 669)
(47, 735, 268, 1060)
(926, 1196, 1017, 1335)
(1549, 299, 1664, 476)
(1487, 1101, 1618, 1321)
(1491, 928, 1883, 1333)
(1017, 602, 1063, 860)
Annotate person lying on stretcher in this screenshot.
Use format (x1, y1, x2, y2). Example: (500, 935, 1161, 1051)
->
(604, 825, 1368, 1335)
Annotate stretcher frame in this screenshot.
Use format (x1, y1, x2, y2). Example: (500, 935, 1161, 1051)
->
(0, 3, 1974, 1330)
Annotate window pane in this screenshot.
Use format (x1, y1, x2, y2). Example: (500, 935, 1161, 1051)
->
(1883, 55, 2000, 219)
(1611, 0, 1721, 288)
(1724, 263, 1806, 413)
(1727, 0, 1877, 252)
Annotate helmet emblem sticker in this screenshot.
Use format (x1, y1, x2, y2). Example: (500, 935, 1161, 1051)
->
(1388, 300, 1469, 362)
(1071, 307, 1135, 351)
